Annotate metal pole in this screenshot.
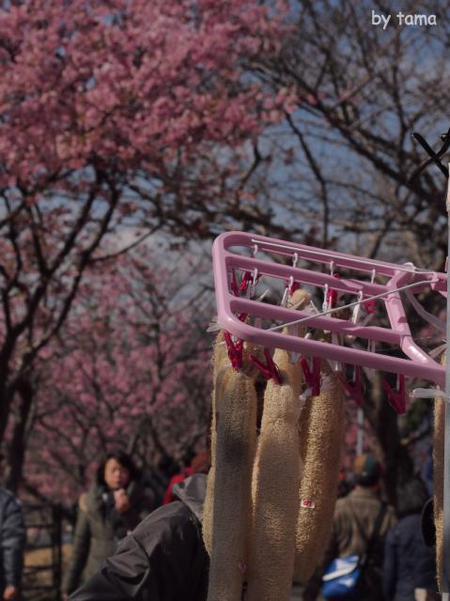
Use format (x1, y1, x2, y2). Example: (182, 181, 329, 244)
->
(443, 167, 450, 593)
(356, 407, 364, 456)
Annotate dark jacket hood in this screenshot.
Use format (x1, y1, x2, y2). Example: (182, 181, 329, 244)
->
(173, 473, 207, 522)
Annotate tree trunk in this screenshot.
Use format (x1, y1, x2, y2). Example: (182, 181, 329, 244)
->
(0, 388, 12, 448)
(0, 336, 21, 446)
(6, 378, 34, 494)
(370, 373, 413, 508)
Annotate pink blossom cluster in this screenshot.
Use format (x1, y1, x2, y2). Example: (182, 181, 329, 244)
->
(0, 0, 293, 189)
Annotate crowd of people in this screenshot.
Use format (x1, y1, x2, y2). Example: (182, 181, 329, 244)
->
(0, 450, 441, 600)
(305, 454, 437, 601)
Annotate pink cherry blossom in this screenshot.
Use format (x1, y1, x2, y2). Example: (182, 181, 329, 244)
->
(23, 250, 213, 502)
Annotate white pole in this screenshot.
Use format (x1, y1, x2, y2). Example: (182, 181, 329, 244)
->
(443, 166, 450, 593)
(356, 407, 364, 456)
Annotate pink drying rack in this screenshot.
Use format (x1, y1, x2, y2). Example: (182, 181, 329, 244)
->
(212, 231, 447, 387)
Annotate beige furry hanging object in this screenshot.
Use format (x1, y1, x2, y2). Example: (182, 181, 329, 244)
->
(246, 287, 310, 601)
(203, 330, 261, 556)
(294, 361, 345, 583)
(203, 332, 229, 555)
(433, 354, 446, 591)
(204, 351, 257, 601)
(246, 345, 304, 601)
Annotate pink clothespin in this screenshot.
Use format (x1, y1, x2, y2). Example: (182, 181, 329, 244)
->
(300, 356, 321, 396)
(383, 375, 407, 415)
(224, 331, 244, 371)
(249, 349, 282, 384)
(337, 366, 365, 407)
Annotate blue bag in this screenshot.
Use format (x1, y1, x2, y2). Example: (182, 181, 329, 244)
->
(322, 501, 387, 600)
(321, 555, 362, 599)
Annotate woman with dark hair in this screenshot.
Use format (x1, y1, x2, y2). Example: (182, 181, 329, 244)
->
(62, 451, 153, 599)
(383, 477, 437, 601)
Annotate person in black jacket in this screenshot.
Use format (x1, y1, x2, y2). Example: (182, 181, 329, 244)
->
(69, 473, 209, 601)
(383, 477, 436, 601)
(0, 482, 26, 600)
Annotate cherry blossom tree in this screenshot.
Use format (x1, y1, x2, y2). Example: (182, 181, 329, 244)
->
(12, 248, 213, 501)
(0, 0, 295, 459)
(245, 0, 449, 503)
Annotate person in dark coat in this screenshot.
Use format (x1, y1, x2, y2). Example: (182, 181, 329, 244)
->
(63, 451, 154, 599)
(0, 486, 26, 601)
(383, 478, 437, 601)
(69, 473, 209, 601)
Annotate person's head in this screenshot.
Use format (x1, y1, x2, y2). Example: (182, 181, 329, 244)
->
(353, 453, 382, 488)
(190, 450, 210, 475)
(397, 476, 428, 518)
(97, 451, 139, 491)
(182, 449, 196, 470)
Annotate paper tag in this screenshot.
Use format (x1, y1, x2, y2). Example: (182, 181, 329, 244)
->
(301, 499, 316, 509)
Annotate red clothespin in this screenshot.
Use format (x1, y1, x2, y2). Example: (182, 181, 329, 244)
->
(327, 288, 338, 308)
(231, 270, 252, 297)
(383, 375, 407, 415)
(300, 356, 321, 396)
(337, 366, 365, 407)
(231, 269, 240, 296)
(291, 281, 301, 295)
(364, 269, 378, 315)
(249, 349, 282, 384)
(329, 272, 341, 308)
(281, 276, 301, 307)
(364, 299, 377, 314)
(223, 331, 244, 371)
